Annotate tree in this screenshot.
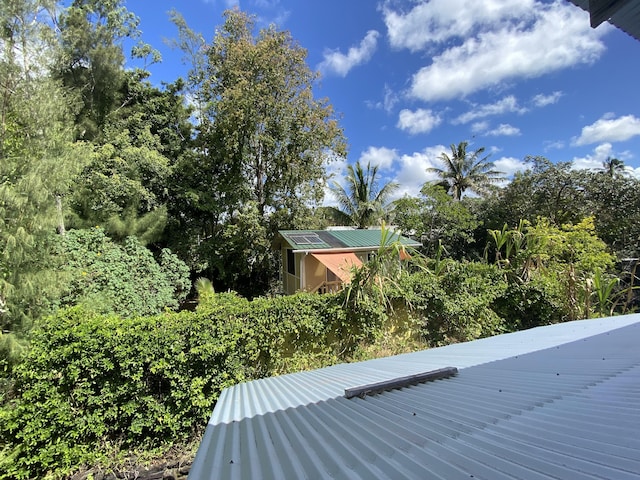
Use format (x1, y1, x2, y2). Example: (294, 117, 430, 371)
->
(54, 0, 141, 141)
(601, 156, 626, 178)
(480, 157, 640, 259)
(428, 141, 504, 200)
(329, 161, 399, 229)
(393, 185, 481, 259)
(169, 9, 346, 294)
(481, 157, 587, 231)
(67, 128, 173, 244)
(582, 171, 640, 258)
(64, 67, 193, 245)
(1, 0, 84, 366)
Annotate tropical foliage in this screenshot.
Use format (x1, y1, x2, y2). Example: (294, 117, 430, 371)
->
(329, 160, 399, 228)
(58, 227, 190, 317)
(166, 9, 346, 295)
(427, 141, 505, 200)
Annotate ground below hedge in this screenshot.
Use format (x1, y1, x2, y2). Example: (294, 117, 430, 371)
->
(69, 453, 193, 480)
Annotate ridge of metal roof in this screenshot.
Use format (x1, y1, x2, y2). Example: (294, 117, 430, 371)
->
(191, 315, 640, 479)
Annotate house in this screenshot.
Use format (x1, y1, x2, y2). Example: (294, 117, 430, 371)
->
(273, 229, 421, 294)
(189, 314, 640, 479)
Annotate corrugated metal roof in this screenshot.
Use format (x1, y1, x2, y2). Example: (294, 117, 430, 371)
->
(328, 229, 420, 249)
(190, 315, 640, 479)
(277, 229, 421, 251)
(568, 0, 640, 42)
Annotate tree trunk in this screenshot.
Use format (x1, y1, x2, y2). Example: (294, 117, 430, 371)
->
(56, 195, 66, 235)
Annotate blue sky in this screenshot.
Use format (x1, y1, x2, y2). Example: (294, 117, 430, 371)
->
(125, 0, 640, 199)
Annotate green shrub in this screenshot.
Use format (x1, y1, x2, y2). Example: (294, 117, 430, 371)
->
(400, 262, 508, 346)
(197, 291, 385, 374)
(0, 306, 253, 479)
(493, 280, 564, 330)
(59, 228, 190, 317)
(0, 290, 387, 479)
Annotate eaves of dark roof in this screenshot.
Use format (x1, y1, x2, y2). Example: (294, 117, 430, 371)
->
(568, 0, 640, 42)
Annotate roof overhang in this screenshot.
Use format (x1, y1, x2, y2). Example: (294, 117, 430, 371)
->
(567, 0, 640, 41)
(310, 252, 363, 283)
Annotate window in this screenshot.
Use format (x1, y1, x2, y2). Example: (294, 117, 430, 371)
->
(286, 249, 296, 275)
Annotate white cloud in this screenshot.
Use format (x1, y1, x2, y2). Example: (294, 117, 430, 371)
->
(254, 0, 280, 7)
(471, 121, 490, 134)
(318, 30, 379, 77)
(358, 146, 398, 170)
(383, 0, 535, 51)
(366, 84, 399, 112)
(454, 95, 526, 124)
(408, 2, 604, 102)
(627, 167, 640, 180)
(487, 123, 521, 137)
(544, 139, 565, 151)
(397, 108, 442, 134)
(392, 145, 446, 198)
(213, 0, 239, 8)
(494, 156, 527, 177)
(572, 143, 614, 170)
(532, 91, 563, 107)
(573, 114, 640, 146)
(571, 143, 635, 173)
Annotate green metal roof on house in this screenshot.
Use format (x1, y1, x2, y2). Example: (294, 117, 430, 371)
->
(276, 229, 421, 251)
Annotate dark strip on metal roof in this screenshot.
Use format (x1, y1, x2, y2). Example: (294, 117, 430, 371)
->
(344, 366, 458, 399)
(316, 230, 348, 248)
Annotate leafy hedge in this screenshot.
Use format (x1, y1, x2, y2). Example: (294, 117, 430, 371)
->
(397, 262, 508, 346)
(58, 228, 191, 317)
(0, 292, 386, 479)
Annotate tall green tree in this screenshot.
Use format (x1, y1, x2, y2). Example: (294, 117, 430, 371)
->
(481, 157, 587, 230)
(0, 0, 83, 365)
(582, 171, 640, 258)
(428, 141, 504, 200)
(392, 184, 481, 259)
(170, 9, 346, 294)
(54, 0, 141, 141)
(601, 156, 626, 178)
(65, 67, 193, 244)
(329, 161, 399, 229)
(67, 127, 173, 244)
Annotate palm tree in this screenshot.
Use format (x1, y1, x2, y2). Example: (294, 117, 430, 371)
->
(601, 157, 626, 178)
(329, 161, 399, 229)
(428, 141, 505, 200)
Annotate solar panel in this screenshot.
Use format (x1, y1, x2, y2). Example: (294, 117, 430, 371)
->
(287, 233, 323, 245)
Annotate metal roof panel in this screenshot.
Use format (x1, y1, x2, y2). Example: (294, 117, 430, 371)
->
(277, 229, 421, 251)
(191, 315, 640, 479)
